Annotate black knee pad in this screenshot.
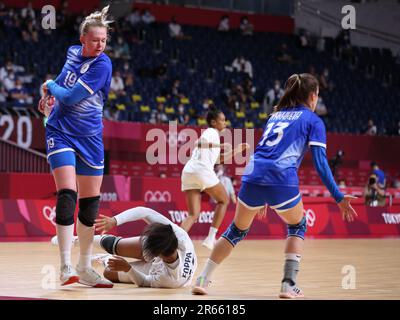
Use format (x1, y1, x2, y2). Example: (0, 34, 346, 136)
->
(78, 196, 100, 227)
(100, 235, 122, 255)
(55, 189, 77, 226)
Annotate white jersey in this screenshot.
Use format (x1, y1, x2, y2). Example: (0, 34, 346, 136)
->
(134, 223, 197, 288)
(183, 128, 220, 174)
(113, 206, 197, 288)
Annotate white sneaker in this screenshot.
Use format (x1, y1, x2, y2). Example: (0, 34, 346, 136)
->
(51, 235, 79, 246)
(191, 276, 211, 295)
(60, 264, 80, 286)
(76, 266, 113, 288)
(279, 281, 305, 299)
(91, 253, 112, 268)
(202, 237, 216, 250)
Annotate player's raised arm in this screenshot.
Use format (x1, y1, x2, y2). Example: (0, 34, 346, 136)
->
(94, 207, 171, 233)
(43, 79, 91, 106)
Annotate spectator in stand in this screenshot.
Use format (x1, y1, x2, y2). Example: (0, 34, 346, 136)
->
(217, 15, 229, 32)
(319, 68, 334, 92)
(152, 103, 168, 124)
(0, 82, 7, 103)
(113, 36, 130, 59)
(0, 60, 25, 82)
(364, 174, 386, 207)
(365, 119, 377, 136)
(370, 161, 386, 189)
(239, 16, 253, 36)
(231, 55, 253, 78)
(264, 80, 284, 113)
(393, 174, 400, 189)
(126, 8, 141, 27)
(176, 103, 187, 124)
(276, 43, 295, 64)
(338, 179, 347, 188)
(124, 73, 135, 94)
(0, 2, 7, 18)
(315, 96, 328, 118)
(110, 71, 125, 95)
(9, 78, 31, 106)
(141, 9, 155, 25)
(2, 70, 16, 92)
(169, 17, 184, 39)
(298, 29, 311, 49)
(20, 1, 35, 20)
(329, 150, 344, 179)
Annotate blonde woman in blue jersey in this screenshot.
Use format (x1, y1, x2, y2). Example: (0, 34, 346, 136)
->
(38, 6, 114, 287)
(192, 73, 358, 298)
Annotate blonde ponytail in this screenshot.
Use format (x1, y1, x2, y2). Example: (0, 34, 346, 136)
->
(79, 5, 113, 35)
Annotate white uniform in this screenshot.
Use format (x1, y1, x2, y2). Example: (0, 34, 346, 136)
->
(113, 207, 197, 288)
(181, 128, 220, 191)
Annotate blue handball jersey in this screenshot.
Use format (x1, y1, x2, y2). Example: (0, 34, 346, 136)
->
(47, 45, 112, 137)
(242, 105, 326, 187)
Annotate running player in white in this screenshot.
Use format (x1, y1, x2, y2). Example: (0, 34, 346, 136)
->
(180, 106, 249, 250)
(191, 73, 358, 298)
(91, 206, 197, 288)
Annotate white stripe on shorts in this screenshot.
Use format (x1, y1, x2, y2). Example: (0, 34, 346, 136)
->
(237, 197, 266, 210)
(76, 152, 104, 169)
(47, 148, 75, 159)
(269, 193, 301, 210)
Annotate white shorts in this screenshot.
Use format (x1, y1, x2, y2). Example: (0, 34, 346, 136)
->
(181, 169, 220, 192)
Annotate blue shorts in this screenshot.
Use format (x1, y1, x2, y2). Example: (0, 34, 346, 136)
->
(238, 181, 301, 212)
(45, 125, 104, 176)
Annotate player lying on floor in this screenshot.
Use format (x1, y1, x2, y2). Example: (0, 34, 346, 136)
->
(91, 206, 198, 288)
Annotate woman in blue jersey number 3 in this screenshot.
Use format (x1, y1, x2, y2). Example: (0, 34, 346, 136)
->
(38, 6, 114, 287)
(192, 73, 358, 298)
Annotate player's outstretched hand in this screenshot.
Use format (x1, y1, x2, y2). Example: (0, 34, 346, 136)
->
(107, 256, 131, 272)
(94, 214, 117, 234)
(337, 195, 358, 222)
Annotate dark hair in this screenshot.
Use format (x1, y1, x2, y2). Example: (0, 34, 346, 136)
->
(140, 223, 178, 261)
(206, 106, 222, 127)
(275, 73, 319, 112)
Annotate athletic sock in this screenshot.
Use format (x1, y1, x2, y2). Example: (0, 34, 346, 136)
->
(207, 227, 218, 240)
(77, 218, 94, 270)
(282, 253, 301, 286)
(199, 258, 218, 281)
(56, 224, 74, 267)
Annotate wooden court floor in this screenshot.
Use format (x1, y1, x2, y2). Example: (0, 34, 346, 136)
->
(0, 239, 399, 300)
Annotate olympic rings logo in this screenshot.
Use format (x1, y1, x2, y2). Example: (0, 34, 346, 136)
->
(304, 209, 316, 227)
(42, 205, 57, 226)
(144, 191, 172, 202)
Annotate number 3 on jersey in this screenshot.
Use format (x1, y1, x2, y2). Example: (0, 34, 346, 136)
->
(259, 122, 289, 147)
